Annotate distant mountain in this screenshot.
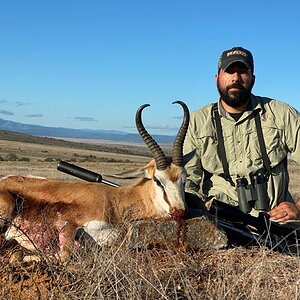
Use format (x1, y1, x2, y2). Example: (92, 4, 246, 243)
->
(0, 118, 175, 144)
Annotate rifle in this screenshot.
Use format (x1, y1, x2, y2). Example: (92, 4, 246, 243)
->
(57, 160, 300, 253)
(208, 199, 300, 252)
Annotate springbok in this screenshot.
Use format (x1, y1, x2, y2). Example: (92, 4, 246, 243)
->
(0, 101, 190, 262)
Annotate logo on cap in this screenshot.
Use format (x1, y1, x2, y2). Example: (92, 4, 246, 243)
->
(226, 50, 247, 58)
(218, 47, 254, 73)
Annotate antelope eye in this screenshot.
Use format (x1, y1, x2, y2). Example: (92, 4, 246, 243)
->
(154, 177, 163, 189)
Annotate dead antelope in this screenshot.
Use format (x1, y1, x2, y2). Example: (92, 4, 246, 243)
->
(0, 101, 190, 262)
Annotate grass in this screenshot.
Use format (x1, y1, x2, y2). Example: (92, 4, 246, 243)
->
(1, 242, 300, 299)
(0, 137, 300, 299)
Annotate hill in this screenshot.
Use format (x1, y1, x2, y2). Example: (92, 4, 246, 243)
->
(0, 129, 173, 158)
(0, 118, 175, 144)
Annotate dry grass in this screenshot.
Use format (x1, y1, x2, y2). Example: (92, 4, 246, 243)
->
(1, 242, 300, 299)
(1, 137, 300, 299)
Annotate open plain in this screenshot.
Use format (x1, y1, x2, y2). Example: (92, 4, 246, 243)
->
(0, 132, 300, 299)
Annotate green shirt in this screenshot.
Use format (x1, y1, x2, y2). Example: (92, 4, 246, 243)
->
(183, 94, 300, 210)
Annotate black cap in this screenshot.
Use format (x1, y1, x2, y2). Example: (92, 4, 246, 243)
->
(218, 47, 254, 74)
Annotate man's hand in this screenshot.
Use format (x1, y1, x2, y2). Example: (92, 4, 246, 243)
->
(268, 201, 300, 223)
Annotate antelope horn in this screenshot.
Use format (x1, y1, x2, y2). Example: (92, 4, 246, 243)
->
(136, 104, 168, 170)
(172, 101, 190, 167)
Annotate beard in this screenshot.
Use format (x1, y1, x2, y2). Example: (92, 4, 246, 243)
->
(217, 80, 253, 108)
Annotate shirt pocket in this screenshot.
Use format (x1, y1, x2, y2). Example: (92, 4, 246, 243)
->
(262, 124, 287, 166)
(194, 130, 223, 173)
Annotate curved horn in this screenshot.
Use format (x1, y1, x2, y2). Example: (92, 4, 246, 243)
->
(172, 101, 190, 167)
(136, 104, 168, 170)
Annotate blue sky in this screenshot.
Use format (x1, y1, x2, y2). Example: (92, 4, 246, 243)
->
(0, 0, 299, 135)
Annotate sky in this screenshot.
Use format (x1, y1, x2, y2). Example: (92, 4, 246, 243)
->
(0, 0, 300, 135)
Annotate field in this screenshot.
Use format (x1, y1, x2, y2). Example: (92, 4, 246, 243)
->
(0, 134, 300, 299)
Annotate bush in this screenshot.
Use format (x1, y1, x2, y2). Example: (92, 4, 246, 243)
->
(44, 157, 55, 162)
(19, 157, 30, 162)
(6, 153, 18, 161)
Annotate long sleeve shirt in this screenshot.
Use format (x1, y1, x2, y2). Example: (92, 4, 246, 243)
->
(183, 94, 300, 210)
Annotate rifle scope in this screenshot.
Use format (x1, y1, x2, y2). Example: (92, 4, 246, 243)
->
(57, 160, 120, 188)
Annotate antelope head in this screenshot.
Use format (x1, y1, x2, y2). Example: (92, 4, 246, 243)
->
(115, 101, 190, 219)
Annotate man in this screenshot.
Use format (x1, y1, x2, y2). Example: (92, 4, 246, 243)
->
(184, 46, 300, 222)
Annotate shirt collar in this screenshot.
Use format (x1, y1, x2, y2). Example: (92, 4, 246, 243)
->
(217, 94, 263, 119)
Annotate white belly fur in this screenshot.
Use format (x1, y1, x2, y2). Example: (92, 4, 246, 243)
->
(83, 220, 119, 246)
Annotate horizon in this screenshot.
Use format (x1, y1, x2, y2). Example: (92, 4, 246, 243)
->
(0, 115, 176, 137)
(0, 1, 299, 135)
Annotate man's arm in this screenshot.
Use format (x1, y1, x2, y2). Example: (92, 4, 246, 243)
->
(268, 103, 300, 221)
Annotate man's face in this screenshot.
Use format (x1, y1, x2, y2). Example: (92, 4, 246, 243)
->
(216, 62, 255, 108)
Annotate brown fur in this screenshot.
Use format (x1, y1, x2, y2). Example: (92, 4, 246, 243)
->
(0, 175, 162, 225)
(167, 164, 183, 183)
(0, 159, 186, 262)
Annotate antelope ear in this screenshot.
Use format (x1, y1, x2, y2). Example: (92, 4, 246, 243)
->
(109, 166, 151, 179)
(183, 149, 196, 165)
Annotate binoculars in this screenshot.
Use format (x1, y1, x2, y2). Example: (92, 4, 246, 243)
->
(236, 169, 269, 214)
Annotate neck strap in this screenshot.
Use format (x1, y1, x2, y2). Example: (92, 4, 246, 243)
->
(212, 102, 271, 186)
(254, 109, 271, 174)
(212, 103, 235, 186)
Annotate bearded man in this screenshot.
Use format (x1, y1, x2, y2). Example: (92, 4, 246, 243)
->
(184, 46, 300, 222)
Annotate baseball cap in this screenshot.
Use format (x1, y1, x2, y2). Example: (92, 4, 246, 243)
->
(218, 47, 254, 74)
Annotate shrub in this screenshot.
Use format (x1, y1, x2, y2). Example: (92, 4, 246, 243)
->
(19, 157, 30, 162)
(44, 157, 55, 162)
(6, 153, 18, 161)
